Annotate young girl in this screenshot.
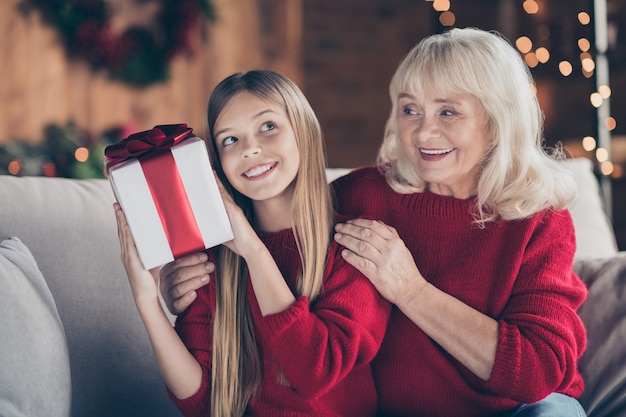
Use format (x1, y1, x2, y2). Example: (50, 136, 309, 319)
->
(114, 70, 390, 417)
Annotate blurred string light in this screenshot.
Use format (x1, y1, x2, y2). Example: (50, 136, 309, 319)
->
(582, 136, 597, 151)
(516, 2, 616, 178)
(523, 0, 539, 15)
(8, 160, 20, 175)
(426, 0, 456, 27)
(74, 147, 89, 163)
(578, 11, 591, 25)
(424, 0, 619, 179)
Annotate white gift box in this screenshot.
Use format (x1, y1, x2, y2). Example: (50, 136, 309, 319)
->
(108, 136, 233, 269)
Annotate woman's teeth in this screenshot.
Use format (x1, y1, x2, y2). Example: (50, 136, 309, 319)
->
(420, 148, 454, 155)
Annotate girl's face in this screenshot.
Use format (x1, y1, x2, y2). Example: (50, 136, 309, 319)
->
(213, 91, 300, 206)
(396, 87, 491, 199)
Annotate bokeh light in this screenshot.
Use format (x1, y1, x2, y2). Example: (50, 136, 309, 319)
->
(432, 0, 450, 12)
(582, 136, 596, 151)
(516, 36, 533, 54)
(600, 161, 614, 176)
(598, 85, 611, 99)
(523, 0, 539, 14)
(8, 160, 21, 175)
(590, 92, 603, 108)
(75, 147, 89, 162)
(596, 147, 609, 162)
(578, 38, 590, 52)
(524, 52, 539, 68)
(605, 117, 616, 131)
(578, 12, 591, 25)
(439, 11, 455, 26)
(535, 47, 550, 63)
(559, 61, 573, 76)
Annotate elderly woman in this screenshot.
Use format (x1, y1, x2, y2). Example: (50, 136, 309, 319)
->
(332, 27, 587, 417)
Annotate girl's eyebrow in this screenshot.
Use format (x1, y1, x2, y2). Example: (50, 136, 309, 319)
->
(214, 109, 276, 137)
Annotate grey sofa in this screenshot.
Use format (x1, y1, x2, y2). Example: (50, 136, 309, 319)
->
(0, 160, 625, 417)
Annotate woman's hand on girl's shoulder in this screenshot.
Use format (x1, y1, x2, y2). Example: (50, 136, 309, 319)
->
(159, 252, 214, 315)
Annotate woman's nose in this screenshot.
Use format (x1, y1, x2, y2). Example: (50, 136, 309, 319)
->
(415, 116, 439, 141)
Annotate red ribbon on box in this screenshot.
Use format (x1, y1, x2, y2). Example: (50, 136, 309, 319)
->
(105, 124, 205, 262)
(104, 124, 194, 167)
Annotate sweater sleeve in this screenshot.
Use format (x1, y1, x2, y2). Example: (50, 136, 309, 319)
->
(254, 244, 391, 398)
(166, 279, 215, 417)
(485, 210, 588, 402)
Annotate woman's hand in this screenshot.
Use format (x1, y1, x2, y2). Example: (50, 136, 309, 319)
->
(334, 218, 427, 304)
(159, 253, 213, 315)
(335, 218, 499, 380)
(114, 203, 161, 307)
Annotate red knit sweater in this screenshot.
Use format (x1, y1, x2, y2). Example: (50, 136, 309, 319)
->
(169, 224, 391, 416)
(331, 166, 588, 417)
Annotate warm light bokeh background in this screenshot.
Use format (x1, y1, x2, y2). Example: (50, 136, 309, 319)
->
(1, 0, 625, 248)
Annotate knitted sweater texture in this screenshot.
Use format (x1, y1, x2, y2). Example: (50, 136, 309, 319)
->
(169, 224, 391, 416)
(331, 166, 588, 417)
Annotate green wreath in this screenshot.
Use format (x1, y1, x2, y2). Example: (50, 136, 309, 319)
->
(28, 0, 215, 87)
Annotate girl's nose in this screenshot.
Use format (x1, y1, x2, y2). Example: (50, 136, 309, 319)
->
(242, 137, 261, 158)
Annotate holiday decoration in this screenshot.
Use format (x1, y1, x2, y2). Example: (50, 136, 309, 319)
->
(26, 0, 215, 86)
(0, 122, 132, 178)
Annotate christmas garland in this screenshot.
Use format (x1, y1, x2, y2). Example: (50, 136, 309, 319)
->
(28, 0, 214, 86)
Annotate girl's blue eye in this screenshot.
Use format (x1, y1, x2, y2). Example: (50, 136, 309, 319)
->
(222, 136, 237, 146)
(261, 122, 276, 132)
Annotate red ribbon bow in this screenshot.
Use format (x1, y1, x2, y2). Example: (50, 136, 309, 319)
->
(105, 124, 193, 168)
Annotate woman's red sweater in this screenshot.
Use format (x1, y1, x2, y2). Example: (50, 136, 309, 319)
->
(331, 166, 588, 417)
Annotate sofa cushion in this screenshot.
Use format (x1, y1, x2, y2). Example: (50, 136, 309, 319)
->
(561, 158, 618, 260)
(0, 176, 182, 417)
(0, 237, 71, 417)
(575, 252, 626, 416)
(327, 159, 619, 260)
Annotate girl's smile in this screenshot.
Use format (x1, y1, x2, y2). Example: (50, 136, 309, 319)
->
(242, 162, 278, 179)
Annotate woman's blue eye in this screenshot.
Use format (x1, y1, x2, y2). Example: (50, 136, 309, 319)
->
(261, 122, 276, 131)
(402, 107, 417, 116)
(222, 136, 237, 146)
(441, 109, 456, 116)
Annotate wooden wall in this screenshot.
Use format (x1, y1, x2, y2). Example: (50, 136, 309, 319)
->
(0, 0, 303, 143)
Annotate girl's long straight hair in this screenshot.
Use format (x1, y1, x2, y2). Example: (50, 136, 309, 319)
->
(205, 70, 333, 417)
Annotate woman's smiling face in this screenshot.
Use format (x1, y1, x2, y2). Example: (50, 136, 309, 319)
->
(213, 91, 300, 205)
(396, 88, 492, 199)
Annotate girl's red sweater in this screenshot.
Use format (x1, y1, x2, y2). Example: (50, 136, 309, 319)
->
(169, 224, 391, 417)
(331, 166, 588, 417)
